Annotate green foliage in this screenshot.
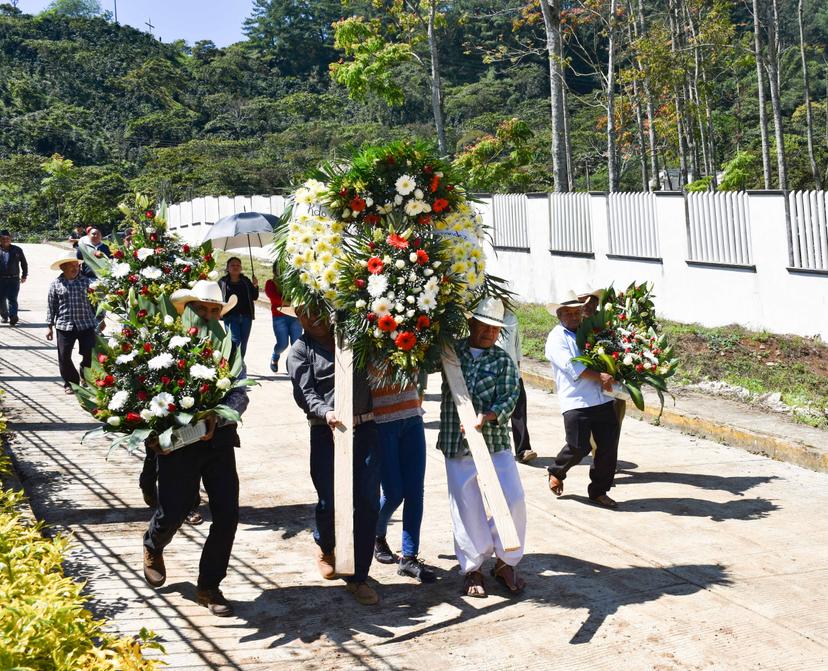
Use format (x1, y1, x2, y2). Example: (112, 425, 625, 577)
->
(42, 0, 104, 18)
(718, 151, 759, 191)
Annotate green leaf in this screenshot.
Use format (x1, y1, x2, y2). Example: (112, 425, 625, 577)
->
(622, 383, 645, 411)
(82, 426, 106, 444)
(598, 352, 618, 375)
(174, 411, 194, 427)
(211, 404, 241, 424)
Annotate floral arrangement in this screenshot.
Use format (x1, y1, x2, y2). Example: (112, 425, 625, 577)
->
(275, 141, 507, 384)
(572, 282, 678, 413)
(75, 294, 251, 453)
(80, 194, 216, 318)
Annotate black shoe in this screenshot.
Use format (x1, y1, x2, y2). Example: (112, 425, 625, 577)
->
(269, 354, 279, 373)
(196, 587, 234, 617)
(398, 555, 436, 583)
(143, 547, 166, 587)
(141, 487, 158, 509)
(374, 536, 396, 564)
(9, 316, 18, 326)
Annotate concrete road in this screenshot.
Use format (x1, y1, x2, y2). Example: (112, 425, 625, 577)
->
(2, 243, 827, 670)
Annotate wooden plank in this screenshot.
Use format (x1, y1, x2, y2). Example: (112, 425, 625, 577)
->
(333, 338, 355, 575)
(441, 344, 521, 552)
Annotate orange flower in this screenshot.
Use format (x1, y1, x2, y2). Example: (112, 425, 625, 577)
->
(350, 196, 366, 212)
(430, 174, 441, 192)
(386, 233, 409, 249)
(378, 315, 397, 332)
(367, 257, 384, 274)
(395, 331, 417, 351)
(415, 249, 429, 265)
(433, 198, 449, 213)
(416, 315, 431, 330)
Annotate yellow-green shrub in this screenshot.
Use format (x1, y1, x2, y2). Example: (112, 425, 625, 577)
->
(0, 394, 164, 670)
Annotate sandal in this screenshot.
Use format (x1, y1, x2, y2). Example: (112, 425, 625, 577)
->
(185, 509, 204, 526)
(492, 559, 525, 594)
(548, 473, 563, 496)
(462, 570, 487, 598)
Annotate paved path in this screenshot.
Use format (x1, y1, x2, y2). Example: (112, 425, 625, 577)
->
(2, 243, 827, 670)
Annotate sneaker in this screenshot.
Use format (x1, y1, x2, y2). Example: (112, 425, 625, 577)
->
(374, 536, 396, 564)
(398, 555, 436, 583)
(346, 581, 379, 605)
(315, 546, 337, 580)
(270, 354, 279, 373)
(518, 450, 538, 464)
(143, 547, 166, 587)
(196, 587, 235, 617)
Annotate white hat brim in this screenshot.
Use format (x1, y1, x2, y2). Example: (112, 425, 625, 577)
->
(470, 314, 507, 327)
(170, 290, 238, 317)
(50, 256, 81, 271)
(546, 300, 588, 315)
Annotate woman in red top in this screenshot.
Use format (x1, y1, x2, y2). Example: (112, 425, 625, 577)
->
(264, 261, 302, 372)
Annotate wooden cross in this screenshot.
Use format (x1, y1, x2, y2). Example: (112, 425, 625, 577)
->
(145, 18, 155, 35)
(333, 338, 355, 575)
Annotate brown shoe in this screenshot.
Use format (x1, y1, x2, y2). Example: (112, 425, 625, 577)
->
(196, 587, 234, 617)
(143, 547, 166, 587)
(316, 546, 336, 580)
(589, 494, 618, 509)
(346, 581, 379, 605)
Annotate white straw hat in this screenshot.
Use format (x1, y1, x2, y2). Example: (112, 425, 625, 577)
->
(170, 280, 237, 317)
(50, 254, 81, 271)
(470, 297, 507, 327)
(546, 289, 589, 314)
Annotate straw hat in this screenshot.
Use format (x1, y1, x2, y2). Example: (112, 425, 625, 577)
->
(470, 297, 507, 327)
(50, 254, 81, 271)
(576, 284, 604, 301)
(170, 280, 237, 316)
(546, 289, 589, 314)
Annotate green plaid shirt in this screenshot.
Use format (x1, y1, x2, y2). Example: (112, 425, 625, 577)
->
(437, 339, 520, 459)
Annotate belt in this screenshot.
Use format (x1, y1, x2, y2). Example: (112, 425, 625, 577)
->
(308, 412, 374, 427)
(0, 275, 19, 279)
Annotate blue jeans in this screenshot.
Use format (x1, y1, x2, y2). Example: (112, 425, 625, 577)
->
(223, 314, 253, 357)
(310, 422, 380, 583)
(272, 315, 302, 359)
(0, 278, 20, 319)
(375, 415, 426, 557)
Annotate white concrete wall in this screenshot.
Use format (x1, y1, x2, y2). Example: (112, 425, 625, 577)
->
(168, 192, 828, 340)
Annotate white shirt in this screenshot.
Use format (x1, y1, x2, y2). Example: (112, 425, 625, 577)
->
(545, 325, 611, 413)
(496, 310, 521, 367)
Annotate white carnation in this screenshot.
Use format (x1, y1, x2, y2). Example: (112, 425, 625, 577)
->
(140, 266, 162, 280)
(168, 335, 191, 349)
(212, 350, 223, 364)
(115, 351, 138, 364)
(406, 295, 415, 304)
(111, 262, 131, 278)
(414, 188, 424, 200)
(623, 354, 634, 366)
(355, 299, 367, 309)
(367, 274, 388, 298)
(136, 247, 155, 261)
(190, 364, 216, 380)
(148, 352, 175, 370)
(409, 252, 418, 263)
(395, 259, 406, 269)
(108, 390, 130, 411)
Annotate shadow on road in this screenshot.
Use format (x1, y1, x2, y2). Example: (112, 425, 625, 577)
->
(614, 469, 779, 496)
(563, 494, 780, 522)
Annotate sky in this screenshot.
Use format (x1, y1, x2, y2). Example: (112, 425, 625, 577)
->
(18, 0, 255, 47)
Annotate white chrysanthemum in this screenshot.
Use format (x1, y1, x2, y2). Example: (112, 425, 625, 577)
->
(371, 297, 392, 316)
(140, 266, 162, 280)
(115, 351, 138, 364)
(111, 262, 131, 278)
(149, 392, 175, 417)
(216, 377, 232, 391)
(395, 174, 416, 196)
(417, 292, 437, 312)
(190, 364, 216, 380)
(168, 335, 190, 349)
(148, 352, 175, 370)
(136, 247, 155, 261)
(179, 396, 195, 409)
(108, 390, 130, 411)
(367, 274, 388, 298)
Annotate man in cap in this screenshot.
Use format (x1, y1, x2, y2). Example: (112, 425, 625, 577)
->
(437, 297, 526, 598)
(544, 290, 621, 508)
(142, 281, 248, 617)
(0, 229, 28, 326)
(45, 255, 96, 393)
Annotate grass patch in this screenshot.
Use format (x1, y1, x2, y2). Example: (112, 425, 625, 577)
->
(514, 303, 828, 429)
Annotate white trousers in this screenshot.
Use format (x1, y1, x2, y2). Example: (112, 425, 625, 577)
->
(444, 450, 527, 574)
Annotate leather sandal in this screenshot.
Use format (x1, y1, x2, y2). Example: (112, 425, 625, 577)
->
(492, 559, 525, 594)
(548, 473, 564, 496)
(463, 570, 487, 598)
(589, 494, 618, 509)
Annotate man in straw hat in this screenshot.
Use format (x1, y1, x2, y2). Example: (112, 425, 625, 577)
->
(45, 254, 96, 394)
(285, 303, 382, 605)
(544, 290, 621, 508)
(141, 280, 249, 617)
(438, 297, 526, 597)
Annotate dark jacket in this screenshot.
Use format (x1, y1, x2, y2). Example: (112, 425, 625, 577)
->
(0, 244, 27, 279)
(218, 274, 259, 320)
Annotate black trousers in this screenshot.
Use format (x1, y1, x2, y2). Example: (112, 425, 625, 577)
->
(140, 451, 200, 511)
(549, 401, 620, 499)
(56, 327, 95, 387)
(310, 422, 380, 583)
(511, 377, 532, 456)
(144, 428, 239, 589)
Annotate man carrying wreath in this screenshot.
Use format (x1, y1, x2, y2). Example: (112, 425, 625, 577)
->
(142, 281, 249, 617)
(437, 297, 526, 598)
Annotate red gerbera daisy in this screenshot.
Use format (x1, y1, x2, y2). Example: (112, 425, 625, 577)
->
(395, 331, 417, 351)
(415, 249, 429, 265)
(350, 195, 366, 212)
(367, 256, 384, 274)
(378, 315, 397, 332)
(386, 233, 409, 249)
(433, 198, 449, 213)
(416, 315, 431, 330)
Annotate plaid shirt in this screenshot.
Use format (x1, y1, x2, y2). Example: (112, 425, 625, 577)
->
(437, 339, 520, 459)
(46, 275, 97, 331)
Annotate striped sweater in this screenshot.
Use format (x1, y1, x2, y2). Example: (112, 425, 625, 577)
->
(369, 377, 423, 424)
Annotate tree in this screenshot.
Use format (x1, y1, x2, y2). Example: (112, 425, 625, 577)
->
(539, 0, 570, 191)
(751, 0, 772, 188)
(40, 154, 76, 229)
(42, 0, 104, 18)
(797, 0, 821, 188)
